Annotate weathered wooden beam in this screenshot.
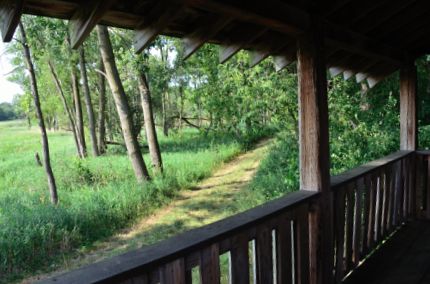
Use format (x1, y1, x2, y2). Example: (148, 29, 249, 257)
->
(329, 67, 344, 77)
(0, 0, 23, 42)
(183, 16, 232, 60)
(367, 76, 381, 88)
(69, 0, 116, 49)
(274, 55, 292, 72)
(355, 72, 367, 83)
(219, 27, 267, 64)
(134, 3, 183, 54)
(343, 70, 354, 80)
(249, 50, 270, 67)
(400, 61, 417, 151)
(297, 20, 333, 284)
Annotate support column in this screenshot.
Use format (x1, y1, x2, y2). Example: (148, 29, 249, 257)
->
(400, 61, 417, 151)
(400, 60, 418, 219)
(297, 20, 333, 284)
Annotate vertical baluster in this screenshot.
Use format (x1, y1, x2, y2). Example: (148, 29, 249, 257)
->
(386, 163, 395, 233)
(426, 157, 430, 219)
(353, 178, 364, 266)
(381, 166, 390, 236)
(335, 189, 346, 283)
(404, 156, 410, 219)
(362, 175, 371, 256)
(230, 234, 250, 284)
(408, 155, 416, 218)
(160, 258, 186, 284)
(345, 183, 354, 273)
(255, 224, 274, 284)
(394, 160, 402, 226)
(368, 173, 377, 250)
(295, 205, 309, 284)
(374, 170, 383, 243)
(200, 244, 221, 284)
(276, 217, 293, 284)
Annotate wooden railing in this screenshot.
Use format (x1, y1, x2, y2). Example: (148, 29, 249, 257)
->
(41, 190, 319, 283)
(331, 150, 415, 282)
(40, 150, 419, 284)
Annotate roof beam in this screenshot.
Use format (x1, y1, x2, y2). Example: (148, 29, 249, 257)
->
(69, 0, 116, 49)
(134, 3, 183, 54)
(0, 0, 23, 42)
(183, 16, 232, 60)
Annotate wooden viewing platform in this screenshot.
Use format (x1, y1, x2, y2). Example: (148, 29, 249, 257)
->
(2, 0, 430, 283)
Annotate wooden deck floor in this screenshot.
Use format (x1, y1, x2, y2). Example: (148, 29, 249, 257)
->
(344, 220, 430, 284)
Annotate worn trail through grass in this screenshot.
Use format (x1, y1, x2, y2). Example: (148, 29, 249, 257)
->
(29, 138, 273, 282)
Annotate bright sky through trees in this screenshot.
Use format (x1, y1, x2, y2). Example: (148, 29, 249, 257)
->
(0, 41, 22, 103)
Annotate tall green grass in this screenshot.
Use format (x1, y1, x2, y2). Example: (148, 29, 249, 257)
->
(0, 121, 246, 282)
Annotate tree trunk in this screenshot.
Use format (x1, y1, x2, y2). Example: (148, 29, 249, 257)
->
(19, 22, 58, 205)
(48, 60, 82, 157)
(138, 72, 163, 173)
(162, 91, 169, 136)
(79, 46, 99, 156)
(97, 58, 107, 154)
(71, 66, 87, 158)
(96, 25, 150, 182)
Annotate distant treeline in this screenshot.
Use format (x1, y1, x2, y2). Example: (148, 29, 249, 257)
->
(0, 102, 18, 121)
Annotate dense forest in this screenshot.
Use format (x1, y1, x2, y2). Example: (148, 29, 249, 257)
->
(1, 15, 430, 282)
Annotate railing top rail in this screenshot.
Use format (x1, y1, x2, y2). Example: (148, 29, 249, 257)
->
(39, 190, 318, 283)
(416, 150, 430, 155)
(330, 150, 414, 189)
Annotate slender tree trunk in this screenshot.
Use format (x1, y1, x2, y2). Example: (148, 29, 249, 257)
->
(97, 25, 150, 182)
(138, 72, 163, 173)
(19, 22, 58, 205)
(97, 59, 107, 154)
(47, 60, 82, 157)
(79, 46, 99, 156)
(162, 91, 169, 136)
(71, 67, 87, 158)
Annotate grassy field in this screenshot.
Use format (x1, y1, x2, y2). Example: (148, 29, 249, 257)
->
(0, 120, 246, 283)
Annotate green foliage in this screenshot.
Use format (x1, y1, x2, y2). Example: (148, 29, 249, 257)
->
(0, 103, 18, 121)
(0, 122, 244, 283)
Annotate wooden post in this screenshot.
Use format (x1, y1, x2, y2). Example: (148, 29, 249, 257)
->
(297, 19, 334, 284)
(400, 61, 417, 151)
(400, 61, 418, 219)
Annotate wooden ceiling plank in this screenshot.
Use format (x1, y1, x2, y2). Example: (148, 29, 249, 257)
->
(183, 16, 232, 60)
(357, 0, 419, 34)
(324, 22, 402, 65)
(134, 4, 183, 54)
(182, 0, 308, 36)
(0, 0, 23, 42)
(69, 0, 116, 49)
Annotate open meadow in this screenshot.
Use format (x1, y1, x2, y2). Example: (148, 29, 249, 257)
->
(0, 120, 244, 282)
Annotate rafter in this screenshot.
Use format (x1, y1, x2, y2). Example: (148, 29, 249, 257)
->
(183, 16, 232, 60)
(134, 2, 183, 54)
(329, 67, 344, 77)
(219, 27, 267, 64)
(274, 55, 293, 72)
(0, 0, 23, 42)
(69, 0, 116, 49)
